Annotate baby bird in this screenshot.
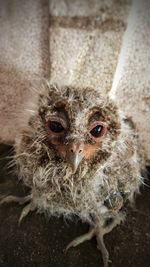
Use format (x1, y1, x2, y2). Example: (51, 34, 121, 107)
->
(0, 84, 143, 267)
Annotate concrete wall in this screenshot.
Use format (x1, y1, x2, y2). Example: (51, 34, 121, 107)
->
(0, 0, 50, 143)
(49, 0, 131, 91)
(0, 0, 149, 162)
(110, 0, 150, 163)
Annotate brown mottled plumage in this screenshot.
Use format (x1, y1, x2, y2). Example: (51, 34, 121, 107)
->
(0, 84, 144, 267)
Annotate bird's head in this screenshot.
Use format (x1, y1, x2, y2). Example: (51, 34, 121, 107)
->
(36, 84, 121, 174)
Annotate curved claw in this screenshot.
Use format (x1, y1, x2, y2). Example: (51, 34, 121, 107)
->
(18, 201, 36, 225)
(65, 228, 95, 254)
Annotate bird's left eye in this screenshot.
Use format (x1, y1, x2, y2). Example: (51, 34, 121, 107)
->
(47, 121, 65, 133)
(89, 122, 107, 139)
(90, 125, 103, 138)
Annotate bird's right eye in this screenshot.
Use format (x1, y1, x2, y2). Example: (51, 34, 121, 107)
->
(47, 121, 65, 133)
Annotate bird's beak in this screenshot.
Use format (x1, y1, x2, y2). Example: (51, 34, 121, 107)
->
(68, 151, 84, 174)
(66, 143, 85, 174)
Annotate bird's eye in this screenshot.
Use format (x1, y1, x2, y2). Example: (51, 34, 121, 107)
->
(47, 121, 65, 133)
(90, 125, 103, 138)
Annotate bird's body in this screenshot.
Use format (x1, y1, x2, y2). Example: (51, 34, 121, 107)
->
(1, 84, 143, 266)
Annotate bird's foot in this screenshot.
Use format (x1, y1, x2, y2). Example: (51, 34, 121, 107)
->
(95, 212, 124, 267)
(65, 212, 124, 267)
(0, 194, 36, 224)
(65, 227, 109, 267)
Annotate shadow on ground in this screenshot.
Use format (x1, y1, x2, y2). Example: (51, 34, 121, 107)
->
(0, 144, 149, 267)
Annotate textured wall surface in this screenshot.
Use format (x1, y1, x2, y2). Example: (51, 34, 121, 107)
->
(49, 0, 131, 90)
(110, 0, 150, 163)
(0, 0, 50, 143)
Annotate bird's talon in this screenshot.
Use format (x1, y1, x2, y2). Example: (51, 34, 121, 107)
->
(18, 201, 36, 225)
(65, 228, 95, 253)
(65, 220, 118, 267)
(65, 238, 81, 253)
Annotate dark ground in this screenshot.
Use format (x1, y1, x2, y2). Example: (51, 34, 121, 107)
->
(0, 144, 149, 267)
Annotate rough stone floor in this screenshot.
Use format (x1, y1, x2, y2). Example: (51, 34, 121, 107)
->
(0, 144, 149, 267)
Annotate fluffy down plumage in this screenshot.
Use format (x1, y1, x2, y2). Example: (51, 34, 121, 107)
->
(1, 83, 144, 267)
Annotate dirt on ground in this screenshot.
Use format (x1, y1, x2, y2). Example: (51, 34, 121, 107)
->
(0, 144, 149, 267)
